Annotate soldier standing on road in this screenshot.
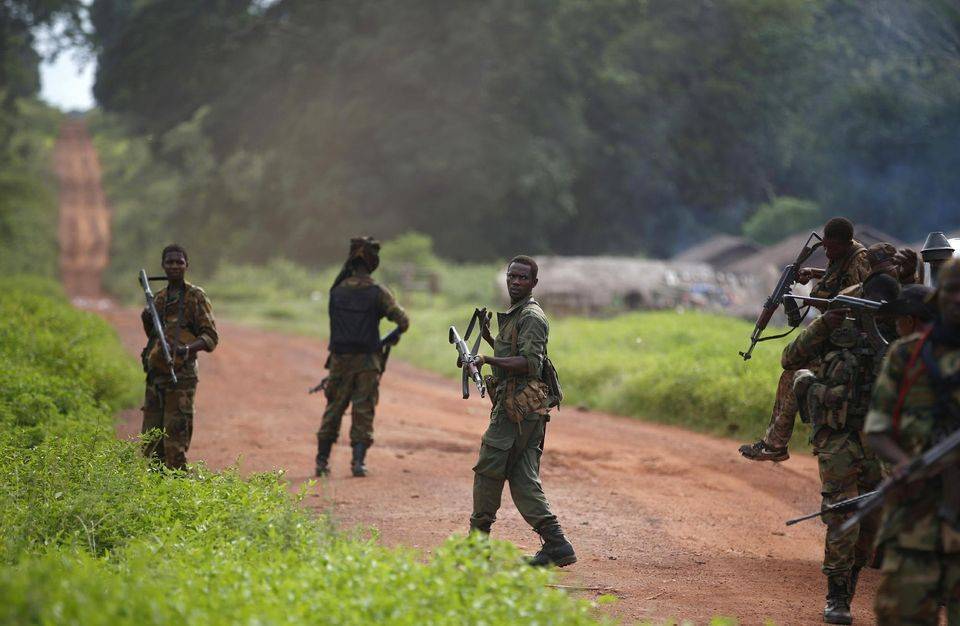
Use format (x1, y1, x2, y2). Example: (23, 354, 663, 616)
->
(863, 260, 960, 625)
(315, 237, 409, 478)
(140, 244, 218, 470)
(787, 274, 900, 624)
(466, 255, 576, 568)
(741, 217, 872, 462)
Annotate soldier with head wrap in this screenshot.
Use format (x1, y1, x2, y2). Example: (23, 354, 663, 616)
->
(315, 237, 409, 477)
(864, 259, 960, 625)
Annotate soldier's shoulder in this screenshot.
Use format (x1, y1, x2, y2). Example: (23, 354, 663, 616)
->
(341, 275, 376, 289)
(520, 299, 549, 323)
(185, 282, 211, 302)
(887, 333, 927, 363)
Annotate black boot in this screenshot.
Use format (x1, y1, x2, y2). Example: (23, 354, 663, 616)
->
(315, 439, 333, 477)
(823, 575, 852, 624)
(528, 522, 577, 568)
(351, 442, 368, 477)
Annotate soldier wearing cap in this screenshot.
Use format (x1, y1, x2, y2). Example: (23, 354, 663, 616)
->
(864, 259, 960, 625)
(314, 237, 409, 477)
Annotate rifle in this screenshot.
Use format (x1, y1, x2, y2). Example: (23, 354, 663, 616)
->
(837, 425, 960, 536)
(785, 293, 891, 358)
(450, 308, 490, 399)
(139, 269, 177, 384)
(740, 232, 823, 361)
(785, 491, 877, 526)
(308, 328, 403, 394)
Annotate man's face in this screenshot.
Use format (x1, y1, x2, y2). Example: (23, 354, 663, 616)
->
(506, 262, 537, 303)
(938, 277, 960, 326)
(163, 251, 188, 282)
(823, 237, 851, 262)
(895, 315, 917, 338)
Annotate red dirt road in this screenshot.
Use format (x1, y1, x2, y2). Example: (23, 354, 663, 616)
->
(58, 121, 878, 624)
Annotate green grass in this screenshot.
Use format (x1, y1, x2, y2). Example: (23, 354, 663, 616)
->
(0, 277, 613, 625)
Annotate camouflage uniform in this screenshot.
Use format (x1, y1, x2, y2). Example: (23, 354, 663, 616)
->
(784, 313, 883, 609)
(762, 241, 871, 449)
(470, 296, 559, 535)
(864, 331, 960, 624)
(317, 273, 408, 447)
(141, 282, 218, 470)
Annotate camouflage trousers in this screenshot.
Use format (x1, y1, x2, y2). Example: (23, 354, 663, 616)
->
(470, 415, 557, 533)
(875, 544, 960, 625)
(762, 369, 799, 449)
(141, 378, 197, 470)
(814, 427, 883, 578)
(317, 365, 380, 446)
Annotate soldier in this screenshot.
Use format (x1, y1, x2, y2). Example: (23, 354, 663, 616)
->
(863, 260, 960, 625)
(466, 255, 575, 568)
(787, 274, 900, 624)
(741, 217, 871, 462)
(315, 237, 409, 478)
(140, 244, 218, 470)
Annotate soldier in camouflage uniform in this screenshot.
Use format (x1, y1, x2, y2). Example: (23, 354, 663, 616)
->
(467, 255, 575, 568)
(315, 237, 409, 478)
(786, 274, 900, 624)
(140, 244, 219, 470)
(864, 259, 960, 625)
(741, 217, 871, 462)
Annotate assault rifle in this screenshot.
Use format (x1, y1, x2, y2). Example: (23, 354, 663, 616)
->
(785, 293, 891, 357)
(139, 269, 177, 384)
(785, 491, 877, 526)
(836, 425, 960, 536)
(740, 232, 822, 361)
(450, 308, 490, 399)
(308, 328, 403, 394)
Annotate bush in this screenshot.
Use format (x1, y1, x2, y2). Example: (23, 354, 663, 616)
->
(0, 278, 610, 625)
(743, 196, 821, 245)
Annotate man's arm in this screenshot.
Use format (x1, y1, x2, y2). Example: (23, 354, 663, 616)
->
(481, 313, 547, 376)
(379, 286, 410, 333)
(179, 289, 218, 359)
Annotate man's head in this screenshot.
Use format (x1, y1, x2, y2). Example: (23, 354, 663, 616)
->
(823, 217, 855, 261)
(878, 284, 936, 337)
(865, 242, 899, 280)
(506, 255, 538, 304)
(162, 244, 188, 282)
(933, 259, 960, 327)
(348, 236, 381, 273)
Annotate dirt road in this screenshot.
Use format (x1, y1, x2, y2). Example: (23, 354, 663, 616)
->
(57, 121, 877, 624)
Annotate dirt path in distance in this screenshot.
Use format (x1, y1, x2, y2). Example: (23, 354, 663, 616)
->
(57, 119, 878, 625)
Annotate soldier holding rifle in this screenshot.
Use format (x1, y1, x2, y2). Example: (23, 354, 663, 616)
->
(464, 255, 575, 568)
(863, 259, 960, 625)
(741, 218, 872, 462)
(140, 244, 218, 470)
(314, 237, 409, 478)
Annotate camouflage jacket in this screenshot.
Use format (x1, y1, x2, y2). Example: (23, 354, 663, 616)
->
(489, 296, 550, 421)
(782, 315, 880, 430)
(864, 333, 960, 552)
(810, 240, 870, 299)
(145, 282, 218, 382)
(326, 274, 409, 373)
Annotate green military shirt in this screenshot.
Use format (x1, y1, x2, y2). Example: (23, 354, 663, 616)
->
(327, 274, 409, 373)
(864, 333, 960, 552)
(147, 282, 218, 383)
(811, 240, 870, 300)
(489, 295, 550, 422)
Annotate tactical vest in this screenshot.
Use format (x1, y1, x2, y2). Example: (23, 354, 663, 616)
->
(328, 284, 381, 354)
(809, 338, 877, 431)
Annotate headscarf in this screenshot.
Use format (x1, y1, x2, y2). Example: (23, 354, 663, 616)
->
(331, 236, 381, 289)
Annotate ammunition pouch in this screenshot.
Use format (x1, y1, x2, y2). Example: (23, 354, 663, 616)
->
(505, 379, 550, 424)
(542, 356, 563, 408)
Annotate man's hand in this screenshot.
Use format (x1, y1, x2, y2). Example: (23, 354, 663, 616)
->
(175, 340, 205, 360)
(797, 267, 826, 285)
(480, 311, 494, 348)
(823, 308, 850, 329)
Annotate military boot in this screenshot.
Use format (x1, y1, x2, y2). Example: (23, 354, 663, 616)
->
(315, 439, 333, 477)
(528, 522, 577, 568)
(738, 440, 789, 462)
(823, 575, 852, 624)
(351, 442, 368, 477)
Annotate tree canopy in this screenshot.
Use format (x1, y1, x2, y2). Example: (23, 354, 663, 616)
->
(79, 0, 960, 267)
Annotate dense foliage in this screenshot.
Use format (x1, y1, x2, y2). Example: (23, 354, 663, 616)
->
(83, 0, 960, 277)
(0, 278, 613, 625)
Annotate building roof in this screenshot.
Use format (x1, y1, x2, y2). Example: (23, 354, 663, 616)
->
(673, 234, 761, 270)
